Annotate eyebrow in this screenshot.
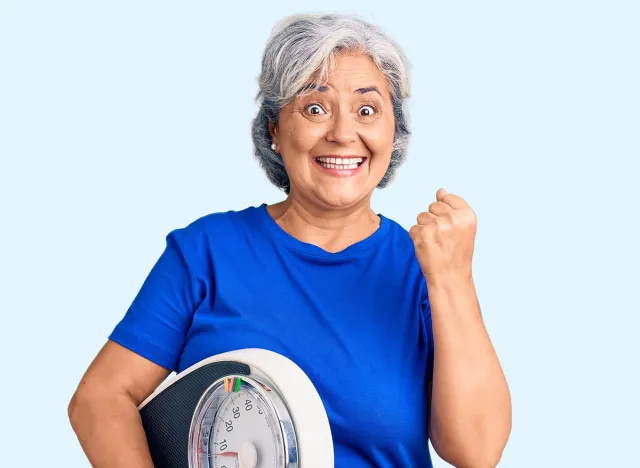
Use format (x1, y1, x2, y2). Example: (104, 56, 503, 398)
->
(298, 84, 383, 97)
(354, 86, 382, 97)
(298, 83, 329, 94)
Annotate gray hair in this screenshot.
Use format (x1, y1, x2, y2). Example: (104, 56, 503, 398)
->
(251, 13, 412, 194)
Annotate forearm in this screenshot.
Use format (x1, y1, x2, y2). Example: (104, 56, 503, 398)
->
(427, 274, 511, 467)
(68, 391, 155, 468)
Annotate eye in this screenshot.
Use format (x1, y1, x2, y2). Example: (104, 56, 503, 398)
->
(359, 105, 376, 117)
(306, 104, 326, 115)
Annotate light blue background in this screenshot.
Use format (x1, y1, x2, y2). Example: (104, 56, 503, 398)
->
(1, 1, 638, 466)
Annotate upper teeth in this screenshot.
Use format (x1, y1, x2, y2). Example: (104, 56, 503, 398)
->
(316, 157, 363, 164)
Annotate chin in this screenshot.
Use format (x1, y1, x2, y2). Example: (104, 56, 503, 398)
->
(314, 184, 370, 209)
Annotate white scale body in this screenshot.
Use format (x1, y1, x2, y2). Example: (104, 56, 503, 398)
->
(138, 348, 334, 468)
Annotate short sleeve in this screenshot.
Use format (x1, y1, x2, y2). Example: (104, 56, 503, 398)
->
(421, 282, 435, 381)
(108, 228, 206, 371)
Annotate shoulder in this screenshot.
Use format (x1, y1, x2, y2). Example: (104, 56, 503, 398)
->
(375, 213, 422, 272)
(159, 205, 264, 267)
(169, 204, 262, 242)
(379, 214, 429, 298)
(381, 214, 419, 254)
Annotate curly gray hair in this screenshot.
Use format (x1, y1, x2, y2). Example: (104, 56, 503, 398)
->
(251, 13, 412, 194)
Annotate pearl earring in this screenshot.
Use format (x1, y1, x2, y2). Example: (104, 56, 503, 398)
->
(271, 143, 277, 151)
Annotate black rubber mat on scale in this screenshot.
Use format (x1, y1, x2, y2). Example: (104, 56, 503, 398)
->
(140, 361, 251, 468)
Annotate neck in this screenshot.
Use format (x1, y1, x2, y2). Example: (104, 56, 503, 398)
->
(266, 192, 381, 253)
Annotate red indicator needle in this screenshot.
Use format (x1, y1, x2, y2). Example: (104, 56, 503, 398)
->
(217, 451, 238, 457)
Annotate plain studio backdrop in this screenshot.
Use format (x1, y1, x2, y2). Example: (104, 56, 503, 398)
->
(1, 1, 638, 466)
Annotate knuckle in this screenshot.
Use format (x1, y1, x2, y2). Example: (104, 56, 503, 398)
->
(459, 209, 476, 225)
(423, 223, 437, 237)
(448, 213, 460, 226)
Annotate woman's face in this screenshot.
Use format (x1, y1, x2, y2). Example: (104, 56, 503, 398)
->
(270, 53, 396, 209)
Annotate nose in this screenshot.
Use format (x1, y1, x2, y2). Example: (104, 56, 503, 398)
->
(326, 108, 357, 145)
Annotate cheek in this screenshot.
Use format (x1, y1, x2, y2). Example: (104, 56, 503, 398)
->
(284, 121, 325, 152)
(360, 118, 395, 157)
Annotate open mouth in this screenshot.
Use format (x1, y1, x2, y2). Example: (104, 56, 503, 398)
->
(314, 156, 366, 170)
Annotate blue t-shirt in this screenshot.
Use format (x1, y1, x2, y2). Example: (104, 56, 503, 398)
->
(109, 204, 434, 467)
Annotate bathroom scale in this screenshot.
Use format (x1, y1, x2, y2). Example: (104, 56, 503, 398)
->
(138, 348, 334, 468)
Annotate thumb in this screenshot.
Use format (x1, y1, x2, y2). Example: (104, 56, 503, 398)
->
(436, 188, 448, 200)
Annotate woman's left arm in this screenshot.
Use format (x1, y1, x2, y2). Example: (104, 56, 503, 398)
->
(426, 276, 511, 468)
(410, 189, 512, 468)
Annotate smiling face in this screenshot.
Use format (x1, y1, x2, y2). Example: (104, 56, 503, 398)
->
(269, 52, 396, 209)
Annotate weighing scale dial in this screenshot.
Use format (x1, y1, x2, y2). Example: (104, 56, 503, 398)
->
(189, 375, 297, 468)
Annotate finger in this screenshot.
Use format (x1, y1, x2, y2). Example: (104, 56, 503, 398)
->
(444, 194, 469, 210)
(417, 211, 438, 225)
(428, 201, 452, 216)
(438, 189, 469, 210)
(409, 224, 421, 241)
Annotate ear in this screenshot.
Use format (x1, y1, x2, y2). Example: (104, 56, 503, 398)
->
(268, 121, 278, 148)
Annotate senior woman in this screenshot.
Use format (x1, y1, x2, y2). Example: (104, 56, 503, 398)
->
(69, 13, 511, 468)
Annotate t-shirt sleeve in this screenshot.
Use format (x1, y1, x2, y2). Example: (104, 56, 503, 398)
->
(421, 282, 435, 381)
(108, 227, 206, 371)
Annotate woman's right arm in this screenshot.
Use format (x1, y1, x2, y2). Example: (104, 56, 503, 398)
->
(68, 340, 171, 467)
